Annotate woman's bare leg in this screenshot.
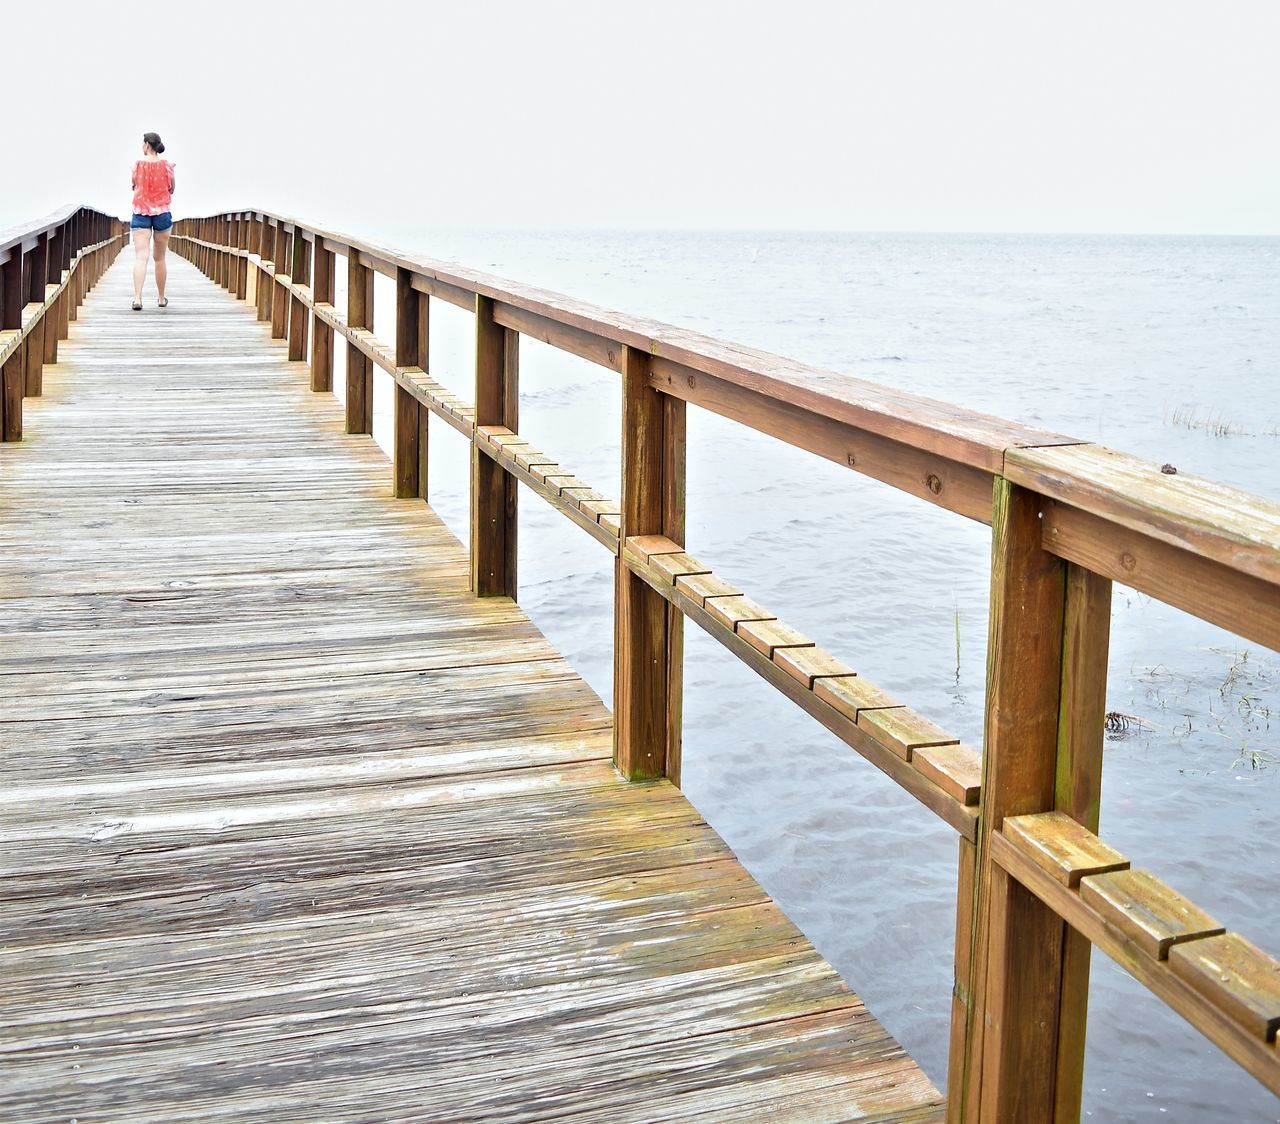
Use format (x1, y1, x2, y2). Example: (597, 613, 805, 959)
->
(152, 229, 171, 303)
(132, 229, 152, 302)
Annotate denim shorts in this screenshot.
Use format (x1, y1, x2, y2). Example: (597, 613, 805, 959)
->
(131, 212, 173, 232)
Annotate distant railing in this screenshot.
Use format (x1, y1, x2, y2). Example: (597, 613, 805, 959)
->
(171, 210, 1280, 1120)
(0, 206, 127, 441)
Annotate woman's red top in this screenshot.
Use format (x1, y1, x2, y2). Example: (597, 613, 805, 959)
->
(132, 159, 175, 216)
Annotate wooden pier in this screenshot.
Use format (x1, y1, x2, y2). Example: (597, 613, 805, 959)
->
(1, 240, 941, 1120)
(1, 206, 1277, 1120)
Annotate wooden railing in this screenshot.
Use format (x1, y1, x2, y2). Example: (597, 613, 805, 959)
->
(171, 210, 1280, 1120)
(0, 206, 126, 441)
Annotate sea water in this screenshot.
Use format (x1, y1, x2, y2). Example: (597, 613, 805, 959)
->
(343, 227, 1279, 1122)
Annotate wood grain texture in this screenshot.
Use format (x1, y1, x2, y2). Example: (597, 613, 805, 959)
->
(270, 227, 290, 339)
(1049, 561, 1112, 1122)
(622, 553, 977, 839)
(1080, 869, 1225, 959)
(393, 268, 424, 499)
(345, 252, 373, 434)
(471, 297, 518, 598)
(1007, 443, 1280, 587)
(0, 256, 942, 1123)
(991, 834, 1280, 1098)
(1167, 934, 1280, 1043)
(957, 480, 1069, 1122)
(310, 243, 334, 393)
(1041, 499, 1280, 652)
(287, 230, 309, 362)
(614, 347, 675, 780)
(1003, 812, 1130, 888)
(1, 349, 21, 441)
(194, 209, 1079, 478)
(912, 746, 982, 806)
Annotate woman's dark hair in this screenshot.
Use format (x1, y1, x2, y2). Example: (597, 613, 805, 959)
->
(143, 132, 165, 155)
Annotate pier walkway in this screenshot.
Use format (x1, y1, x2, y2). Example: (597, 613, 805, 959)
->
(0, 257, 942, 1120)
(3, 205, 1277, 1120)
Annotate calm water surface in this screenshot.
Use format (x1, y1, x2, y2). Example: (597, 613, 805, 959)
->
(340, 228, 1278, 1122)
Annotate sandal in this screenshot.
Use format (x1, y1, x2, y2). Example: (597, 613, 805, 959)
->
(158, 298, 168, 308)
(131, 301, 142, 311)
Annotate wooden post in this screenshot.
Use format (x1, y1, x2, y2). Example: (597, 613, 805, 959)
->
(257, 220, 273, 322)
(1048, 564, 1111, 1121)
(394, 268, 428, 498)
(270, 226, 290, 339)
(42, 227, 61, 365)
(254, 220, 267, 318)
(223, 217, 234, 288)
(288, 231, 309, 362)
(613, 346, 686, 781)
(346, 252, 374, 433)
(470, 295, 517, 597)
(45, 226, 63, 361)
(1, 245, 22, 441)
(55, 220, 71, 342)
(1, 351, 21, 441)
(43, 301, 59, 364)
(245, 219, 259, 308)
(950, 479, 1071, 1122)
(237, 216, 249, 300)
(67, 213, 81, 323)
(24, 238, 48, 397)
(221, 220, 229, 286)
(310, 241, 334, 393)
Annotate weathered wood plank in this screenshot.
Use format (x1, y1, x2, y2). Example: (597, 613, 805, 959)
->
(1007, 443, 1280, 587)
(1080, 868, 1225, 959)
(991, 832, 1280, 1097)
(614, 346, 680, 780)
(0, 239, 945, 1123)
(471, 297, 518, 597)
(1167, 933, 1280, 1043)
(1041, 499, 1280, 652)
(1003, 811, 1130, 888)
(957, 480, 1068, 1122)
(393, 267, 425, 499)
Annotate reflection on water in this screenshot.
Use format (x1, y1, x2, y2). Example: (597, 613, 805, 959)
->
(356, 227, 1278, 1122)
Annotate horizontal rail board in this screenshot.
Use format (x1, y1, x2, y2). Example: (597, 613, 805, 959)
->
(250, 259, 478, 438)
(1010, 443, 1280, 587)
(992, 824, 1280, 1096)
(493, 301, 624, 372)
(180, 211, 1280, 605)
(0, 204, 82, 259)
(1042, 500, 1280, 652)
(621, 535, 979, 839)
(410, 271, 477, 312)
(477, 426, 620, 552)
(234, 213, 1079, 471)
(649, 355, 1001, 523)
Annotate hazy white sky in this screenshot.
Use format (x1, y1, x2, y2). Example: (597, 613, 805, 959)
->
(4, 0, 1277, 235)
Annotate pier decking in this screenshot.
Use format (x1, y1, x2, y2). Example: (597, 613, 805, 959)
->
(3, 206, 1277, 1120)
(0, 258, 943, 1120)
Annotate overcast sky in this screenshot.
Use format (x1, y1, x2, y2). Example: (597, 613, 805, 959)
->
(4, 0, 1278, 236)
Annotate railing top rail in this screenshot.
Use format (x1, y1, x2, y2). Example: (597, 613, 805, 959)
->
(191, 209, 1280, 612)
(242, 208, 1078, 471)
(0, 205, 111, 261)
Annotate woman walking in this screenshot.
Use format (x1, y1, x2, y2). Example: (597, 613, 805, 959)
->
(130, 132, 175, 310)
